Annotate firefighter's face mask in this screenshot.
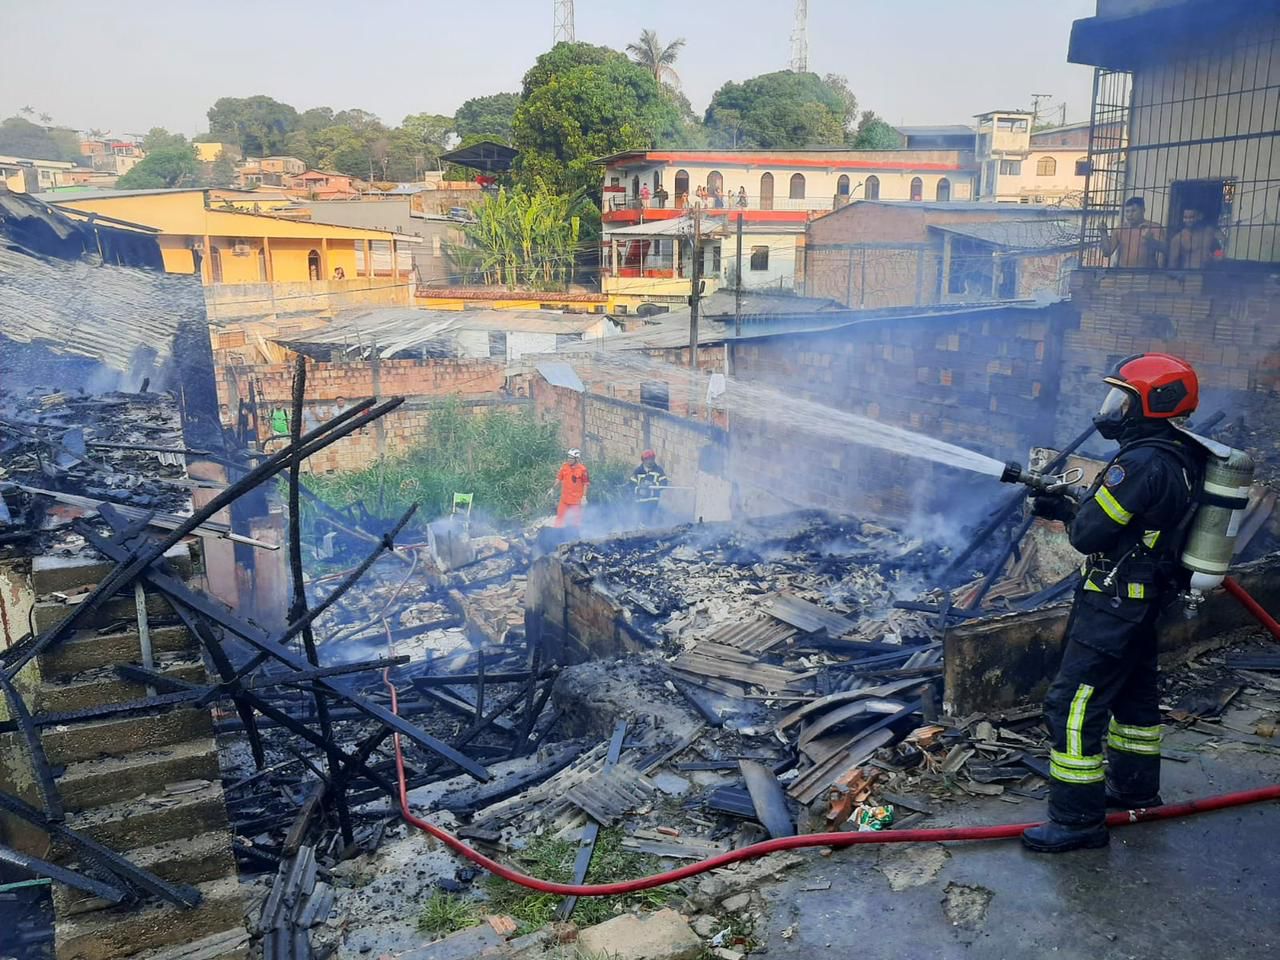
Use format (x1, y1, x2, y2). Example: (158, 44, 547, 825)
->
(1093, 387, 1133, 440)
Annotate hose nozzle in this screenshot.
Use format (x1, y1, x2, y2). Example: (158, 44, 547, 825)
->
(1000, 460, 1084, 495)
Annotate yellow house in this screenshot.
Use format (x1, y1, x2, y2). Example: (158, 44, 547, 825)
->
(49, 188, 415, 287)
(194, 142, 238, 163)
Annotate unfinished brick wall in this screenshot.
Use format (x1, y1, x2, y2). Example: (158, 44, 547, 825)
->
(728, 303, 1070, 518)
(216, 357, 509, 472)
(531, 378, 730, 520)
(1055, 269, 1280, 451)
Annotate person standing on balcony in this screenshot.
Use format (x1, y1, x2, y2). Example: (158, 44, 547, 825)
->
(1167, 206, 1223, 269)
(639, 183, 651, 208)
(1099, 197, 1165, 268)
(737, 186, 748, 208)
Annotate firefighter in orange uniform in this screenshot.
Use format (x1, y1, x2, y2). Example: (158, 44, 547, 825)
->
(549, 448, 590, 528)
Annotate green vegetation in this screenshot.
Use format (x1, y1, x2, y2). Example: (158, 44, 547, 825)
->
(305, 401, 633, 525)
(0, 116, 81, 162)
(116, 142, 199, 189)
(454, 93, 521, 144)
(417, 890, 480, 938)
(484, 830, 669, 934)
(454, 186, 585, 289)
(627, 30, 687, 89)
(513, 42, 687, 200)
(704, 71, 893, 150)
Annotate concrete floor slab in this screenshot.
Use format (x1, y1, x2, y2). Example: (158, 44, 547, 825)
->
(756, 738, 1280, 960)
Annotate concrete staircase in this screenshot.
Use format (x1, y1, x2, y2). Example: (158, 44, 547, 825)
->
(29, 553, 249, 960)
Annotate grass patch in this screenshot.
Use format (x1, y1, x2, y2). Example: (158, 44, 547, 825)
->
(417, 890, 481, 938)
(305, 398, 634, 525)
(484, 829, 670, 935)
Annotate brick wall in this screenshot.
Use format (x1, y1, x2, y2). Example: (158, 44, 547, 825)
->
(1056, 267, 1280, 465)
(728, 303, 1070, 519)
(217, 356, 509, 473)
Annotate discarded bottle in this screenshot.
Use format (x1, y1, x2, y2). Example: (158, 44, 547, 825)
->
(853, 803, 895, 831)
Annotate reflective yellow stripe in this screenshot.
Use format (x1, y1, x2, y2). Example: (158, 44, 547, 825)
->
(1142, 530, 1161, 549)
(1095, 487, 1133, 525)
(1109, 719, 1161, 740)
(1050, 749, 1105, 783)
(1084, 578, 1104, 592)
(1066, 684, 1095, 758)
(1127, 583, 1146, 599)
(1107, 734, 1162, 756)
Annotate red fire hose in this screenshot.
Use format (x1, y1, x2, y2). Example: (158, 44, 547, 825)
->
(383, 677, 1280, 897)
(1224, 577, 1280, 642)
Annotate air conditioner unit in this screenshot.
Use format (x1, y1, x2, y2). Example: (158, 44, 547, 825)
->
(232, 241, 251, 257)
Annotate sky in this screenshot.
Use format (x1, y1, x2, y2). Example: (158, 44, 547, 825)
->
(0, 0, 1099, 137)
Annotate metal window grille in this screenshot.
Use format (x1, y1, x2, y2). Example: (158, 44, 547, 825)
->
(1081, 21, 1280, 266)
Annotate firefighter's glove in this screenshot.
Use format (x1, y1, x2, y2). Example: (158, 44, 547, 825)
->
(1031, 494, 1077, 523)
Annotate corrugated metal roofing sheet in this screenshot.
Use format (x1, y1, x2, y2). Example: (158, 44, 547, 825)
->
(536, 362, 585, 393)
(0, 244, 202, 373)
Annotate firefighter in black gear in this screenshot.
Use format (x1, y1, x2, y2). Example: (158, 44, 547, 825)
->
(631, 450, 669, 527)
(1022, 353, 1202, 853)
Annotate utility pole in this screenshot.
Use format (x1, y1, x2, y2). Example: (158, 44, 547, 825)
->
(1031, 92, 1053, 129)
(734, 212, 744, 339)
(553, 0, 575, 44)
(790, 0, 809, 73)
(689, 206, 702, 373)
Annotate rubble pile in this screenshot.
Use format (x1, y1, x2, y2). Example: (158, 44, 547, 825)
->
(0, 388, 193, 555)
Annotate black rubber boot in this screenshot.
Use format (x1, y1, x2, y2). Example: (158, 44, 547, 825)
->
(1105, 788, 1163, 810)
(1021, 819, 1109, 853)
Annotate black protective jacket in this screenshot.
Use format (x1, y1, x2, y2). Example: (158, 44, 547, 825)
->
(1069, 426, 1201, 605)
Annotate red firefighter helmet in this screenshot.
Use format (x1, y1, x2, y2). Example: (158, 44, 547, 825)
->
(641, 449, 656, 460)
(1102, 353, 1199, 420)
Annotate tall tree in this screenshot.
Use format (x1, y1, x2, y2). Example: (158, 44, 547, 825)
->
(206, 95, 300, 156)
(850, 113, 900, 150)
(116, 144, 199, 189)
(141, 127, 189, 154)
(626, 30, 686, 88)
(0, 116, 80, 161)
(400, 113, 454, 153)
(513, 43, 683, 199)
(453, 93, 520, 144)
(705, 72, 851, 148)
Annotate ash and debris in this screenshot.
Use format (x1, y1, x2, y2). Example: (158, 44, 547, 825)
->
(566, 511, 949, 647)
(0, 387, 192, 557)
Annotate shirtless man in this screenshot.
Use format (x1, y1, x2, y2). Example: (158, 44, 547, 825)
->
(1167, 206, 1223, 269)
(1099, 197, 1165, 268)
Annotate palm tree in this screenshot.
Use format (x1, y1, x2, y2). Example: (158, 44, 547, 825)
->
(38, 113, 52, 125)
(19, 105, 34, 118)
(626, 30, 686, 88)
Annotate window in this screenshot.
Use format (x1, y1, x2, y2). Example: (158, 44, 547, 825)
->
(997, 117, 1028, 133)
(750, 245, 770, 271)
(631, 174, 640, 199)
(674, 169, 689, 202)
(210, 247, 224, 283)
(789, 173, 806, 200)
(1074, 157, 1089, 177)
(488, 331, 508, 360)
(837, 174, 851, 197)
(307, 249, 321, 280)
(910, 177, 923, 201)
(707, 170, 723, 193)
(864, 175, 880, 200)
(653, 171, 661, 192)
(999, 159, 1022, 176)
(759, 172, 774, 210)
(1036, 156, 1057, 176)
(935, 178, 951, 202)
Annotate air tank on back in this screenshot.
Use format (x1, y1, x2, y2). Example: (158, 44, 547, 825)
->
(1181, 445, 1255, 609)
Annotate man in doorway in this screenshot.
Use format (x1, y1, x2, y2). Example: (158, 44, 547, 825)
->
(1099, 197, 1165, 268)
(548, 449, 590, 529)
(631, 450, 669, 527)
(1168, 207, 1223, 269)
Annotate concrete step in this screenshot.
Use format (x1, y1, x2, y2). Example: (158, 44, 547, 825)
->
(53, 828, 239, 918)
(58, 737, 221, 813)
(59, 779, 229, 853)
(43, 707, 213, 766)
(35, 653, 208, 715)
(54, 875, 246, 960)
(33, 591, 175, 634)
(31, 544, 194, 596)
(132, 928, 250, 960)
(39, 624, 197, 677)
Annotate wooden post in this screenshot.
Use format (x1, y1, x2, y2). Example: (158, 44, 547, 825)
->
(363, 239, 372, 278)
(689, 207, 702, 374)
(262, 236, 274, 282)
(320, 238, 330, 282)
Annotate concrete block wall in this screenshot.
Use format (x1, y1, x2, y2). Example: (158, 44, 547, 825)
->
(1056, 267, 1280, 459)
